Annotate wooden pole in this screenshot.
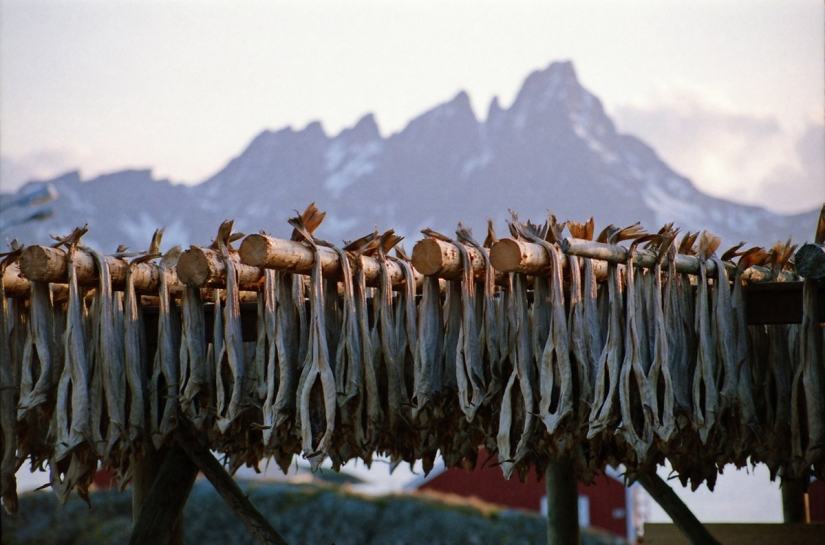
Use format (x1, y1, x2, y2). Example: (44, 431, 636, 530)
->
(411, 237, 507, 284)
(489, 238, 607, 279)
(782, 479, 810, 523)
(176, 428, 291, 545)
(239, 233, 421, 289)
(177, 246, 264, 289)
(636, 472, 721, 545)
(3, 262, 30, 298)
(545, 460, 580, 545)
(19, 245, 182, 292)
(129, 444, 198, 545)
(552, 237, 793, 282)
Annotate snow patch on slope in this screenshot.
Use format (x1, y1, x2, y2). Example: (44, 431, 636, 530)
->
(325, 141, 382, 198)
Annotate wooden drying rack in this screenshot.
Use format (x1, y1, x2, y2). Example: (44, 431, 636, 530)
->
(5, 215, 825, 545)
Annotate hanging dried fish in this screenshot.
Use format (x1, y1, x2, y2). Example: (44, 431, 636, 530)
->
(647, 235, 677, 444)
(566, 219, 600, 430)
(0, 246, 23, 514)
(496, 272, 536, 479)
(16, 280, 55, 419)
(290, 216, 337, 471)
(519, 217, 574, 440)
(179, 284, 209, 430)
(448, 227, 485, 422)
(730, 249, 765, 456)
(413, 271, 444, 425)
(457, 224, 500, 403)
(351, 248, 381, 459)
(54, 231, 92, 462)
(588, 224, 643, 440)
(664, 234, 697, 433)
(692, 232, 721, 444)
(794, 274, 825, 469)
(617, 236, 656, 463)
(123, 254, 150, 448)
(149, 246, 182, 447)
(375, 231, 409, 431)
(86, 247, 127, 462)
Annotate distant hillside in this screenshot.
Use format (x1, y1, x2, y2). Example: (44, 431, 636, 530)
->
(1, 479, 626, 545)
(1, 61, 818, 252)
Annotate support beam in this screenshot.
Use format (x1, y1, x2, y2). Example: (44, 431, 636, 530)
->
(411, 237, 507, 284)
(176, 428, 291, 545)
(489, 238, 607, 279)
(636, 472, 721, 545)
(558, 237, 794, 282)
(177, 246, 265, 289)
(545, 460, 580, 545)
(19, 245, 182, 292)
(239, 233, 421, 289)
(129, 444, 199, 545)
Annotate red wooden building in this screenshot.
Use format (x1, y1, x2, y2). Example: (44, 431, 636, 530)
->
(406, 451, 638, 541)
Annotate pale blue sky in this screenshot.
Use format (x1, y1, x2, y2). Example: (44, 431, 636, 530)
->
(1, 0, 823, 214)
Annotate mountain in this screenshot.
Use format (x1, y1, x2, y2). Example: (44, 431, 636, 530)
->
(1, 61, 819, 253)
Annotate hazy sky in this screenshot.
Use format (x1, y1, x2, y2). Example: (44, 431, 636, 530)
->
(1, 0, 823, 215)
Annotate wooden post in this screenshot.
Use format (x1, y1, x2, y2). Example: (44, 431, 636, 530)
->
(636, 472, 721, 545)
(129, 444, 199, 545)
(545, 460, 580, 545)
(782, 478, 811, 523)
(176, 428, 291, 545)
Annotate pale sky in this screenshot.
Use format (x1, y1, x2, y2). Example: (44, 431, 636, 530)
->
(1, 0, 823, 213)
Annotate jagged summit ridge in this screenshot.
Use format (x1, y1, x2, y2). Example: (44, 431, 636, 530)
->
(2, 61, 818, 251)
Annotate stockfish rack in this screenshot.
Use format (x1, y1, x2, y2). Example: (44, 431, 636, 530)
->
(1, 204, 824, 545)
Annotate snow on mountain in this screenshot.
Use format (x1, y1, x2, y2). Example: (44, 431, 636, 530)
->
(1, 61, 819, 253)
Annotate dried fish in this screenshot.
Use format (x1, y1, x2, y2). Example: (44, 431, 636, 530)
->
(215, 251, 246, 434)
(457, 225, 500, 405)
(692, 233, 721, 444)
(123, 257, 147, 447)
(617, 239, 655, 463)
(0, 251, 22, 513)
(450, 228, 485, 422)
(179, 285, 209, 430)
(149, 248, 182, 447)
(291, 218, 337, 471)
(87, 247, 127, 462)
(17, 281, 56, 419)
(497, 272, 536, 479)
(55, 237, 92, 462)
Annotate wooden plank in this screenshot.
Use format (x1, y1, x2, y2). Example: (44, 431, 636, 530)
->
(176, 427, 291, 545)
(636, 472, 721, 545)
(128, 444, 199, 545)
(644, 523, 825, 545)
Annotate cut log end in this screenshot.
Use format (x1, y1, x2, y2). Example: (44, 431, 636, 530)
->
(411, 238, 447, 276)
(238, 234, 269, 268)
(489, 238, 526, 272)
(19, 245, 60, 282)
(176, 248, 212, 287)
